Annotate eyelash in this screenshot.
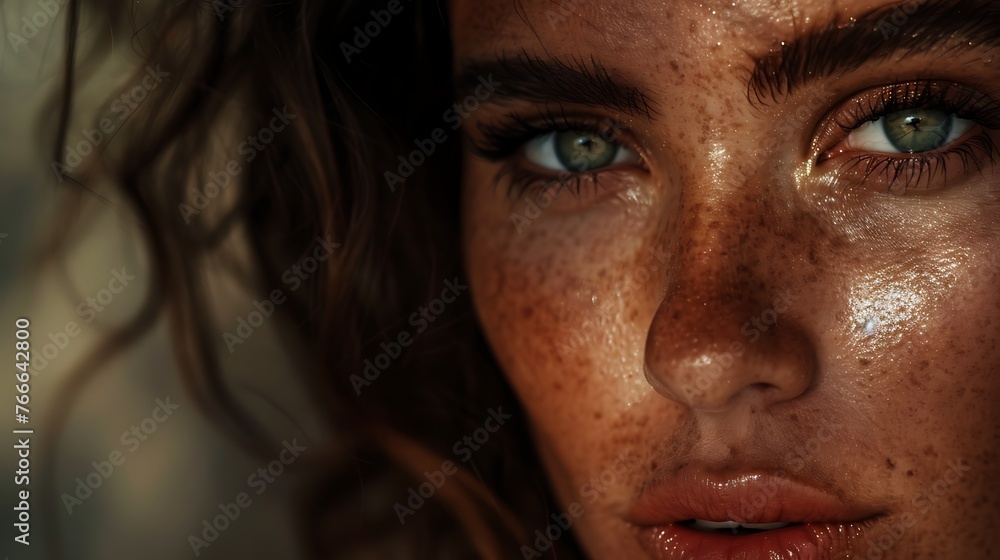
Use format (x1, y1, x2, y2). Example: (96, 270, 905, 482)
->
(470, 82, 1000, 199)
(821, 81, 1000, 192)
(470, 108, 638, 198)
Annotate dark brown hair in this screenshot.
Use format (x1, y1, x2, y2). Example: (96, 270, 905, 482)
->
(45, 0, 582, 557)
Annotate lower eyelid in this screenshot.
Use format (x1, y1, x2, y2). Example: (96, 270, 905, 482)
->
(818, 130, 999, 194)
(500, 160, 646, 201)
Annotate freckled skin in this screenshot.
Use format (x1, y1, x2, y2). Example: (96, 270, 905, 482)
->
(453, 0, 1000, 558)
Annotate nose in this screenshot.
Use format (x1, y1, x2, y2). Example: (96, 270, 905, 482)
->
(643, 205, 817, 412)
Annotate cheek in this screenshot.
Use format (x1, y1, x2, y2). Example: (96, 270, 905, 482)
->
(461, 177, 669, 487)
(463, 193, 654, 412)
(813, 210, 1000, 523)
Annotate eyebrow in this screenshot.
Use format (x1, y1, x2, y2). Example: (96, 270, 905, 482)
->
(453, 51, 657, 120)
(749, 0, 1000, 104)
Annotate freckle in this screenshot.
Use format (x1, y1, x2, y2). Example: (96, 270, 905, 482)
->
(669, 60, 680, 71)
(650, 461, 658, 471)
(522, 306, 534, 319)
(906, 470, 914, 477)
(886, 458, 896, 470)
(594, 412, 602, 420)
(859, 358, 871, 366)
(789, 414, 798, 422)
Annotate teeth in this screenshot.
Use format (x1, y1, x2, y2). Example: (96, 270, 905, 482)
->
(691, 519, 791, 531)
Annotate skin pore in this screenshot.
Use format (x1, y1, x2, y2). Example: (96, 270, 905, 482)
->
(453, 0, 999, 558)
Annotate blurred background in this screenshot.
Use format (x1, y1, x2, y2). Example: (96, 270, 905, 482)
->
(0, 1, 324, 558)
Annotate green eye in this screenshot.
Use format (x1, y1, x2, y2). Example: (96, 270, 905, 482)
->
(555, 131, 619, 171)
(883, 109, 955, 153)
(525, 130, 641, 172)
(846, 109, 974, 155)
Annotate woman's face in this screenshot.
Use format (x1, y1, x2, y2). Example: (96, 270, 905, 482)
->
(455, 0, 999, 558)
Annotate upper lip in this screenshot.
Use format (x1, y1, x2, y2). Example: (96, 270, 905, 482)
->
(627, 469, 883, 527)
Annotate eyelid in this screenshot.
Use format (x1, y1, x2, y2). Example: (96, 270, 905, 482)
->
(843, 114, 975, 154)
(812, 81, 1000, 162)
(469, 103, 649, 157)
(808, 81, 1000, 193)
(467, 110, 650, 200)
(522, 130, 644, 173)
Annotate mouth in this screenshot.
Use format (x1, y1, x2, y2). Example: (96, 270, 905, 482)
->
(682, 518, 796, 534)
(628, 471, 884, 560)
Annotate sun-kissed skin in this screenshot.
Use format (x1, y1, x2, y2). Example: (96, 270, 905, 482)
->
(455, 0, 999, 558)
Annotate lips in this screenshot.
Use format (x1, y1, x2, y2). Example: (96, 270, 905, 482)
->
(628, 471, 883, 560)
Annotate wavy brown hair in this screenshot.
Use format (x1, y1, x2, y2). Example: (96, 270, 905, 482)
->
(44, 0, 582, 557)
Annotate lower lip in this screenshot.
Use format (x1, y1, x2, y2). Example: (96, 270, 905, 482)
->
(636, 521, 871, 560)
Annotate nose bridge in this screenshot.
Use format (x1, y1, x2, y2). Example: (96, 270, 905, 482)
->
(659, 191, 770, 351)
(644, 172, 815, 411)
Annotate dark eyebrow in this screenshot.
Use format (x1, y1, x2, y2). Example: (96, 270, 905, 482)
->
(454, 51, 657, 120)
(748, 0, 1000, 104)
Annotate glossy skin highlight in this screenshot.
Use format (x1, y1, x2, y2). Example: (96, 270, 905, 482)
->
(454, 0, 1000, 558)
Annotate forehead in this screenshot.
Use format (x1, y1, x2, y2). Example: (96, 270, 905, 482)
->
(449, 0, 884, 64)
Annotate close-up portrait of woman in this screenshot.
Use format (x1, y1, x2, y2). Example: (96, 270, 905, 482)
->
(0, 0, 998, 558)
